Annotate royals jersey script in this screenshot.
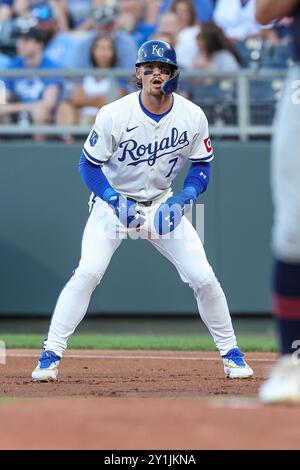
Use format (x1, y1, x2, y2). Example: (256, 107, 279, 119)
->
(82, 91, 214, 202)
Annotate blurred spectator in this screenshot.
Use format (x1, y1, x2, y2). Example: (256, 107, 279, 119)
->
(156, 11, 180, 39)
(0, 0, 106, 32)
(213, 0, 262, 40)
(150, 30, 176, 48)
(0, 2, 59, 57)
(116, 0, 159, 47)
(194, 22, 242, 71)
(31, 4, 58, 43)
(169, 0, 200, 68)
(11, 0, 48, 17)
(54, 0, 109, 31)
(0, 49, 10, 65)
(260, 27, 283, 47)
(41, 5, 91, 67)
(32, 3, 106, 60)
(160, 0, 214, 23)
(73, 4, 138, 68)
(155, 12, 181, 62)
(190, 22, 241, 124)
(7, 0, 67, 23)
(54, 0, 93, 30)
(234, 23, 293, 69)
(56, 33, 126, 142)
(0, 0, 13, 22)
(11, 0, 94, 30)
(0, 0, 15, 57)
(44, 3, 138, 69)
(170, 0, 197, 31)
(0, 26, 61, 138)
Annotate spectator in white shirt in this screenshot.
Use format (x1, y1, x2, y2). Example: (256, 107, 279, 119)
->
(169, 0, 201, 67)
(56, 33, 126, 142)
(213, 0, 262, 41)
(194, 22, 242, 71)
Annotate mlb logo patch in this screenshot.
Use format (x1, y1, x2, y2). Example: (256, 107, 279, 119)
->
(89, 130, 99, 147)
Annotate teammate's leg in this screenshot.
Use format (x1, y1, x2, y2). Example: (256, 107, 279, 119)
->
(43, 199, 124, 357)
(260, 67, 300, 403)
(271, 67, 300, 354)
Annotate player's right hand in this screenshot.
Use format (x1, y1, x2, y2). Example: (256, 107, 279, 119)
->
(102, 188, 146, 229)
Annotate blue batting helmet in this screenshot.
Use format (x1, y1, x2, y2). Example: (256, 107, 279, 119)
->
(136, 40, 178, 69)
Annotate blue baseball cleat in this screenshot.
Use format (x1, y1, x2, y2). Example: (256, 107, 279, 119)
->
(32, 350, 61, 382)
(222, 348, 254, 379)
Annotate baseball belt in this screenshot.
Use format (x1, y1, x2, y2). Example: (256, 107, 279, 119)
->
(136, 200, 153, 207)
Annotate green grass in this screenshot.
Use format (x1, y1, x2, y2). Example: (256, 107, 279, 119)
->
(0, 397, 22, 403)
(0, 334, 278, 352)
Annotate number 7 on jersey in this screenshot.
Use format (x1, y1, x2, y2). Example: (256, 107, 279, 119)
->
(165, 157, 178, 178)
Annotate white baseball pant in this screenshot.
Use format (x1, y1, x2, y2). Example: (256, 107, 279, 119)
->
(44, 190, 237, 357)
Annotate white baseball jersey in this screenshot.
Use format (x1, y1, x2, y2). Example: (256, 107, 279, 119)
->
(82, 91, 214, 202)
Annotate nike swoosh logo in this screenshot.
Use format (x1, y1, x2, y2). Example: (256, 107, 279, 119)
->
(126, 125, 139, 132)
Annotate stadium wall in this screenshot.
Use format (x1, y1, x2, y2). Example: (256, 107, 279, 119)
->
(0, 141, 272, 315)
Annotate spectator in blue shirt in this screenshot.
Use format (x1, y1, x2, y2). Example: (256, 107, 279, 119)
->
(0, 50, 10, 66)
(0, 26, 61, 133)
(75, 4, 138, 69)
(116, 0, 158, 47)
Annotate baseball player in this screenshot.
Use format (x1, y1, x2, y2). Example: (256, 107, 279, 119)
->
(256, 0, 300, 404)
(32, 40, 253, 382)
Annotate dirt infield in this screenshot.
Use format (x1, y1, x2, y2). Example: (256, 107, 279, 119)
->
(1, 350, 300, 449)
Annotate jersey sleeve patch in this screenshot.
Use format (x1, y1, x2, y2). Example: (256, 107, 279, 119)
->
(89, 130, 99, 147)
(82, 110, 113, 164)
(189, 128, 214, 162)
(204, 137, 212, 153)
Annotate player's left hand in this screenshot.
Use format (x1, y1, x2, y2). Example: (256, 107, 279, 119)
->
(154, 187, 197, 235)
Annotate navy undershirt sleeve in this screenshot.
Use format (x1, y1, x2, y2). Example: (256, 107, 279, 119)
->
(79, 153, 112, 198)
(184, 161, 211, 196)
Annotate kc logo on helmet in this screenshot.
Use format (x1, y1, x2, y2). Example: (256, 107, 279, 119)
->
(152, 45, 164, 57)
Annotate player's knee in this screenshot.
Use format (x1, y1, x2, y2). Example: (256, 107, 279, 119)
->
(72, 267, 102, 288)
(191, 272, 222, 300)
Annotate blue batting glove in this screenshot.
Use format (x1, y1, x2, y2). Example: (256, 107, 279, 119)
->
(164, 187, 198, 212)
(102, 188, 145, 229)
(154, 187, 198, 235)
